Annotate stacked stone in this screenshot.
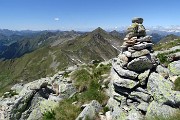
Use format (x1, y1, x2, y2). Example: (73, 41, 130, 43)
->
(107, 18, 180, 120)
(107, 18, 155, 119)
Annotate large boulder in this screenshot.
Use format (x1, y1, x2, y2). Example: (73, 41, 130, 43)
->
(27, 100, 58, 120)
(1, 91, 35, 120)
(127, 55, 153, 72)
(147, 72, 180, 106)
(168, 60, 180, 76)
(146, 101, 179, 119)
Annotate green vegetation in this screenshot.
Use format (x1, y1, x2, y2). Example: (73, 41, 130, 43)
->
(146, 112, 180, 120)
(52, 99, 81, 120)
(43, 63, 111, 120)
(102, 106, 110, 114)
(63, 71, 71, 78)
(174, 77, 180, 91)
(153, 39, 180, 51)
(157, 49, 180, 66)
(42, 110, 56, 120)
(157, 53, 169, 65)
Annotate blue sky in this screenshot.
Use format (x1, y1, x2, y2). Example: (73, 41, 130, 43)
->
(0, 0, 179, 31)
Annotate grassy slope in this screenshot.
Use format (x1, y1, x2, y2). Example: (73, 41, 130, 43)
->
(153, 39, 180, 51)
(43, 63, 111, 120)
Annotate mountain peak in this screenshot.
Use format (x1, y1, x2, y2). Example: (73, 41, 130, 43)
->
(91, 27, 107, 34)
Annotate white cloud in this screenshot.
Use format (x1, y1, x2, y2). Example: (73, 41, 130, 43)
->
(54, 18, 60, 21)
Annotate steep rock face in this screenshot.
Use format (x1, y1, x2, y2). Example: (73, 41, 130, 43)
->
(107, 17, 180, 120)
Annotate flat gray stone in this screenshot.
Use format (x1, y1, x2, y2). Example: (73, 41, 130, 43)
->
(129, 91, 152, 102)
(131, 49, 150, 58)
(113, 65, 138, 79)
(127, 56, 153, 72)
(136, 36, 152, 42)
(133, 42, 153, 50)
(113, 77, 139, 89)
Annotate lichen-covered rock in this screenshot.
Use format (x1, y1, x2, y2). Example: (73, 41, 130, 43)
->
(113, 77, 139, 89)
(168, 60, 180, 76)
(27, 100, 58, 120)
(129, 91, 152, 103)
(11, 83, 24, 94)
(127, 109, 144, 120)
(113, 65, 138, 79)
(147, 72, 180, 106)
(19, 78, 49, 96)
(146, 101, 179, 119)
(76, 100, 102, 120)
(138, 69, 150, 85)
(127, 55, 153, 72)
(1, 91, 35, 120)
(137, 102, 149, 112)
(111, 107, 127, 120)
(156, 65, 169, 78)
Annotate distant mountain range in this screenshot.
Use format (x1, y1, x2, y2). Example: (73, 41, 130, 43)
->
(0, 27, 123, 92)
(0, 27, 179, 93)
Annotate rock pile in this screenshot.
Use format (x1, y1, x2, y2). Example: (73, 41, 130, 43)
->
(107, 17, 180, 120)
(0, 66, 77, 120)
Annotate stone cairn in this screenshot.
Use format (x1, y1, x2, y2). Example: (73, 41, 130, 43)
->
(107, 18, 168, 119)
(107, 17, 180, 120)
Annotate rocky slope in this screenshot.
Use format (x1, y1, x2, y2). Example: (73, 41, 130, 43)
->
(0, 66, 77, 120)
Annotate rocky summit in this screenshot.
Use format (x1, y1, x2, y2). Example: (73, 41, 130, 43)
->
(107, 17, 180, 120)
